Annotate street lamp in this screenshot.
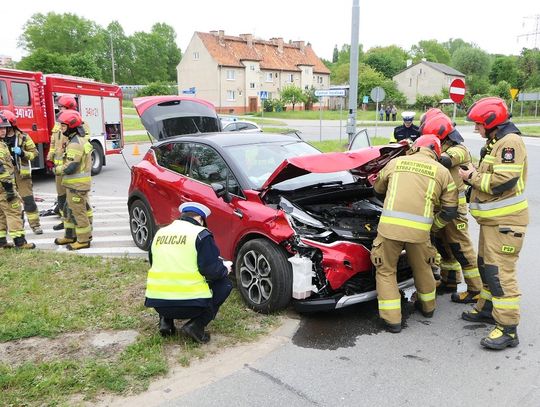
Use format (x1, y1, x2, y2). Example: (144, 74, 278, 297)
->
(109, 33, 116, 84)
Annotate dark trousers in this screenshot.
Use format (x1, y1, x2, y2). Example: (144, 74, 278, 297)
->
(155, 278, 232, 328)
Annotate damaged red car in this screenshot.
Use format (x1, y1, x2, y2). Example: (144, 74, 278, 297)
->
(128, 96, 414, 313)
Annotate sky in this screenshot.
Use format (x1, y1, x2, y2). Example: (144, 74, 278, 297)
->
(2, 0, 540, 62)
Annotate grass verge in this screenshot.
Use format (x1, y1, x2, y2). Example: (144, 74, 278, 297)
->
(310, 136, 389, 152)
(0, 251, 278, 406)
(522, 125, 540, 136)
(124, 117, 145, 131)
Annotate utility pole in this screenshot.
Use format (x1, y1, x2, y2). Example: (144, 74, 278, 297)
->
(110, 34, 116, 84)
(346, 0, 360, 144)
(517, 14, 540, 49)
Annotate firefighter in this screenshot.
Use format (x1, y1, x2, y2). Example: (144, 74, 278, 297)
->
(0, 114, 35, 249)
(459, 97, 528, 350)
(419, 111, 483, 303)
(390, 111, 420, 143)
(0, 109, 42, 234)
(53, 110, 93, 251)
(371, 134, 458, 333)
(144, 202, 232, 343)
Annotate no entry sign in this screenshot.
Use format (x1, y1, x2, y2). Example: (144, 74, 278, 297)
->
(449, 79, 466, 103)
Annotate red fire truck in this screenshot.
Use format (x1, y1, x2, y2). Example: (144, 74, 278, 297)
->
(0, 68, 124, 175)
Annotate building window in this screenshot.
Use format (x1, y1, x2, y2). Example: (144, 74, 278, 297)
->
(409, 78, 412, 87)
(227, 90, 236, 101)
(250, 65, 255, 71)
(249, 82, 256, 89)
(318, 76, 323, 84)
(226, 70, 235, 80)
(266, 72, 273, 82)
(193, 51, 200, 60)
(287, 74, 294, 83)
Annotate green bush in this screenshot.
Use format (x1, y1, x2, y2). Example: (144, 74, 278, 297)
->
(135, 82, 177, 97)
(263, 99, 274, 112)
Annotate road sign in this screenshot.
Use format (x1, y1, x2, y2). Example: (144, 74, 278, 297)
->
(314, 89, 346, 97)
(259, 91, 269, 100)
(510, 88, 519, 100)
(362, 96, 369, 104)
(181, 86, 196, 95)
(449, 79, 466, 103)
(370, 86, 385, 103)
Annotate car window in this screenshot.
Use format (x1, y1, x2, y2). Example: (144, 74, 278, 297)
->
(349, 129, 371, 150)
(12, 82, 31, 106)
(222, 122, 236, 132)
(0, 81, 8, 106)
(189, 144, 241, 196)
(154, 142, 190, 175)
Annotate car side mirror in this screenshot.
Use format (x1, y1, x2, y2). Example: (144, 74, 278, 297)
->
(211, 182, 232, 203)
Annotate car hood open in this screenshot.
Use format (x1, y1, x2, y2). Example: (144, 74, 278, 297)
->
(261, 143, 407, 190)
(133, 96, 221, 141)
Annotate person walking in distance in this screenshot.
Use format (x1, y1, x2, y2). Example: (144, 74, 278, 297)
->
(459, 97, 528, 350)
(53, 110, 93, 251)
(419, 111, 482, 303)
(371, 134, 458, 333)
(0, 113, 35, 249)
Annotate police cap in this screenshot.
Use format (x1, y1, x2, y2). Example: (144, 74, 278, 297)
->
(179, 202, 212, 219)
(401, 111, 416, 121)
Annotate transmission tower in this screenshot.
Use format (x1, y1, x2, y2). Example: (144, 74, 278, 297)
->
(517, 14, 540, 48)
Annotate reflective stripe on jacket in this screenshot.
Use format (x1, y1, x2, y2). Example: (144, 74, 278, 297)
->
(60, 133, 93, 191)
(469, 130, 528, 226)
(145, 220, 212, 301)
(374, 148, 458, 243)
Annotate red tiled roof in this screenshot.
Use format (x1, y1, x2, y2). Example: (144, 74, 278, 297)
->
(197, 32, 330, 74)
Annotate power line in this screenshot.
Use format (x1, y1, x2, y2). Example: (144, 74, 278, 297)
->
(517, 14, 540, 49)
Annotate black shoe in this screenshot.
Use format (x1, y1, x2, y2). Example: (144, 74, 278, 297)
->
(159, 316, 176, 337)
(414, 300, 434, 318)
(53, 222, 64, 231)
(481, 325, 519, 350)
(451, 291, 480, 304)
(181, 321, 210, 343)
(436, 280, 457, 294)
(461, 307, 496, 325)
(384, 322, 402, 333)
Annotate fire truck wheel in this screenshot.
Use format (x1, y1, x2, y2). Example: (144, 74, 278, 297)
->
(91, 142, 104, 175)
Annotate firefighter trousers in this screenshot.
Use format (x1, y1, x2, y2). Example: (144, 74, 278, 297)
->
(63, 189, 92, 243)
(371, 235, 437, 325)
(0, 190, 25, 241)
(432, 214, 482, 292)
(55, 175, 66, 220)
(15, 172, 40, 229)
(474, 224, 526, 327)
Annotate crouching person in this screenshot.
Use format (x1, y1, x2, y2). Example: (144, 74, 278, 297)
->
(145, 202, 233, 344)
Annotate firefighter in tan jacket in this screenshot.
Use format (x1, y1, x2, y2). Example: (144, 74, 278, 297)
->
(0, 113, 35, 249)
(419, 111, 483, 303)
(371, 134, 458, 333)
(459, 97, 528, 350)
(0, 109, 42, 234)
(53, 110, 93, 251)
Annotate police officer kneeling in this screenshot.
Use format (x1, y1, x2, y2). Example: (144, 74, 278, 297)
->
(144, 202, 233, 343)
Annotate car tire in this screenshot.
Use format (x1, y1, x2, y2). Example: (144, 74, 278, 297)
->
(91, 142, 104, 175)
(129, 200, 155, 251)
(235, 238, 292, 314)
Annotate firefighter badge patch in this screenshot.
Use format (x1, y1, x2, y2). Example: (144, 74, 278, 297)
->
(502, 147, 515, 163)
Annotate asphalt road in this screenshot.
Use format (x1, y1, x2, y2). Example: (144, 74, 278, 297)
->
(32, 122, 540, 406)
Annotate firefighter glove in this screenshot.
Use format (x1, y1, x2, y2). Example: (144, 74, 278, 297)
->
(46, 160, 55, 170)
(54, 166, 63, 176)
(12, 146, 23, 156)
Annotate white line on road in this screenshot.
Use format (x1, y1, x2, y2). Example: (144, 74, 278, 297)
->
(33, 235, 135, 245)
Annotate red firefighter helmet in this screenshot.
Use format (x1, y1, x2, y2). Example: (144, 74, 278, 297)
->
(58, 109, 83, 129)
(412, 134, 442, 158)
(0, 109, 17, 126)
(466, 97, 509, 129)
(420, 112, 454, 140)
(419, 108, 442, 126)
(0, 114, 10, 128)
(57, 95, 78, 110)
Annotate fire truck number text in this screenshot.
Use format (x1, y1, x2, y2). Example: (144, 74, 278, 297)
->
(15, 108, 34, 119)
(85, 108, 99, 117)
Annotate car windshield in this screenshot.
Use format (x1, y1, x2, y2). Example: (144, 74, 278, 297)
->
(225, 141, 355, 190)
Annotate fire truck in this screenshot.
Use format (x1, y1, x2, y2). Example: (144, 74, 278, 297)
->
(0, 68, 124, 175)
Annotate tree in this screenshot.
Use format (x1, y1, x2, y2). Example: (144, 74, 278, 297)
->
(135, 81, 177, 97)
(303, 86, 319, 110)
(451, 47, 491, 77)
(442, 38, 474, 56)
(364, 45, 409, 78)
(280, 85, 305, 111)
(151, 23, 182, 82)
(489, 55, 520, 87)
(17, 49, 71, 74)
(411, 40, 451, 64)
(517, 48, 540, 89)
(332, 45, 339, 63)
(68, 53, 101, 79)
(489, 80, 512, 100)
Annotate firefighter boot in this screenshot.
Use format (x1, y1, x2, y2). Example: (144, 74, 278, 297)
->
(451, 290, 480, 304)
(436, 279, 457, 294)
(0, 237, 14, 249)
(384, 322, 402, 334)
(66, 241, 91, 251)
(462, 305, 496, 325)
(481, 325, 519, 350)
(159, 316, 176, 337)
(32, 226, 43, 235)
(53, 222, 64, 231)
(54, 229, 76, 245)
(181, 320, 210, 344)
(13, 236, 36, 250)
(414, 300, 434, 318)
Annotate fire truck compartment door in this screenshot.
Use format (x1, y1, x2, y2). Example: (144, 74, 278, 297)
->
(79, 95, 104, 138)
